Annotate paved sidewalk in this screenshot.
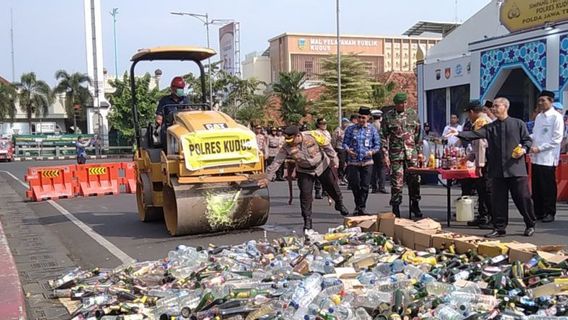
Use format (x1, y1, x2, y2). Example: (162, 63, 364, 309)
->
(0, 174, 73, 319)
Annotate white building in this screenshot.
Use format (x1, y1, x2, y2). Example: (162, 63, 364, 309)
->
(242, 50, 271, 92)
(417, 0, 568, 135)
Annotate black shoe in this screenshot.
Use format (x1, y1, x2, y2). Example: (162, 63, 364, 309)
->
(467, 219, 480, 226)
(275, 177, 286, 181)
(410, 201, 423, 219)
(358, 208, 368, 216)
(371, 189, 379, 194)
(315, 192, 323, 199)
(485, 230, 506, 238)
(378, 188, 388, 194)
(353, 208, 363, 216)
(303, 218, 313, 231)
(335, 203, 349, 216)
(392, 205, 401, 218)
(542, 215, 555, 223)
(524, 227, 535, 237)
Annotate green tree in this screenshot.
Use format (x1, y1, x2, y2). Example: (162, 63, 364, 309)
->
(236, 94, 269, 125)
(53, 70, 92, 131)
(107, 73, 162, 141)
(0, 82, 17, 122)
(272, 71, 307, 125)
(316, 55, 373, 117)
(219, 74, 263, 119)
(15, 72, 52, 131)
(369, 81, 396, 108)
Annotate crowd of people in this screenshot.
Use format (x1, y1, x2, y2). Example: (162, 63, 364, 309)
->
(262, 90, 566, 238)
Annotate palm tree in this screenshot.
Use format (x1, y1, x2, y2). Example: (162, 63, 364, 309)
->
(272, 71, 307, 125)
(0, 82, 17, 122)
(370, 81, 396, 108)
(53, 70, 92, 132)
(15, 72, 52, 131)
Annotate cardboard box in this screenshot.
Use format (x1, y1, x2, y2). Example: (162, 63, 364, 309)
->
(454, 236, 485, 254)
(507, 243, 538, 263)
(414, 218, 442, 231)
(378, 213, 396, 238)
(477, 241, 510, 257)
(394, 218, 416, 244)
(431, 233, 460, 250)
(343, 215, 379, 232)
(402, 226, 440, 250)
(538, 245, 568, 264)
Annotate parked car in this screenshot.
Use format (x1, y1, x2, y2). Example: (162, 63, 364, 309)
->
(0, 138, 14, 161)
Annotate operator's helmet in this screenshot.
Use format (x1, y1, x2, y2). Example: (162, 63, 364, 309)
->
(171, 76, 185, 89)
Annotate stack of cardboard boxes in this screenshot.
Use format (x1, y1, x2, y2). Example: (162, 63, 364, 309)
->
(344, 213, 567, 263)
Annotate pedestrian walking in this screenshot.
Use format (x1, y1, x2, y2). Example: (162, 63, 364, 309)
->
(381, 93, 424, 218)
(370, 109, 387, 194)
(267, 127, 285, 181)
(76, 136, 91, 165)
(343, 106, 381, 215)
(463, 100, 493, 229)
(314, 118, 332, 199)
(452, 97, 536, 238)
(262, 125, 349, 231)
(530, 91, 564, 223)
(332, 118, 350, 185)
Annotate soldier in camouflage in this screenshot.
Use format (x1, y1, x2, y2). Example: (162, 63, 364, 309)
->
(381, 92, 424, 218)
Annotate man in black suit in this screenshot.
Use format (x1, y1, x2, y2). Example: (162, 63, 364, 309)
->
(449, 97, 536, 238)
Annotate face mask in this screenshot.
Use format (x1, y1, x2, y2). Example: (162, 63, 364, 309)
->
(285, 136, 294, 144)
(175, 88, 185, 97)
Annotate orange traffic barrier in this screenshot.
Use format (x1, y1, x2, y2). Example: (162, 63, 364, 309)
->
(74, 163, 121, 196)
(25, 165, 75, 201)
(556, 155, 568, 201)
(122, 162, 137, 193)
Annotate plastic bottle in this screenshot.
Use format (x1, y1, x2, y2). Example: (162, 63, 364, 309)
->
(310, 258, 335, 274)
(357, 271, 379, 286)
(426, 281, 455, 296)
(435, 304, 465, 320)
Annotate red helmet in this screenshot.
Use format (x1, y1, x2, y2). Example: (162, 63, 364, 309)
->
(170, 76, 185, 88)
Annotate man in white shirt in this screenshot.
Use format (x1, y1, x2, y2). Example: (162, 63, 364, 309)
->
(530, 90, 565, 223)
(442, 114, 463, 146)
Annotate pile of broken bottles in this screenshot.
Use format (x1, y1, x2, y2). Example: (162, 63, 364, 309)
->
(49, 227, 568, 320)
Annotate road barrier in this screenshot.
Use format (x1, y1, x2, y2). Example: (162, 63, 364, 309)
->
(25, 162, 138, 201)
(25, 166, 75, 201)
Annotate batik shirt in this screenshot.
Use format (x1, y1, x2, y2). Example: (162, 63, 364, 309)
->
(343, 124, 381, 166)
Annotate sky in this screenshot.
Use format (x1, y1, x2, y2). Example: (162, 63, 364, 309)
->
(0, 0, 491, 86)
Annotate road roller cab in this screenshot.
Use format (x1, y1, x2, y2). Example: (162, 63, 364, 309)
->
(130, 46, 269, 236)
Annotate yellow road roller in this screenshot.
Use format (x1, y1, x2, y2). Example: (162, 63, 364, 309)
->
(130, 46, 269, 236)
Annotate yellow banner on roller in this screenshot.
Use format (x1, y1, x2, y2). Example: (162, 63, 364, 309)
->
(181, 128, 260, 171)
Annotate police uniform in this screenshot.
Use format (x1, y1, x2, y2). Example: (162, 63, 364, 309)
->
(267, 129, 285, 180)
(255, 126, 269, 160)
(314, 123, 332, 199)
(266, 126, 348, 230)
(381, 93, 423, 217)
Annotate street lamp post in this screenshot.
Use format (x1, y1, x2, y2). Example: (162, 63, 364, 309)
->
(110, 8, 119, 80)
(171, 11, 213, 108)
(336, 0, 342, 125)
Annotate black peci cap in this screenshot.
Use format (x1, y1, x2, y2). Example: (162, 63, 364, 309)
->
(358, 106, 371, 115)
(284, 125, 300, 136)
(465, 99, 483, 112)
(539, 90, 555, 99)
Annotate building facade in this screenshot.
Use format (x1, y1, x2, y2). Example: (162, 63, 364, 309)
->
(242, 51, 271, 92)
(268, 33, 440, 82)
(417, 0, 568, 136)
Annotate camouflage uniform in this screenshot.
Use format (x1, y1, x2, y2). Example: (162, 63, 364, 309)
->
(381, 107, 422, 207)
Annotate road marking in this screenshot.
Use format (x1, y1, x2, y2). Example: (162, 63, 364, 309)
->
(47, 200, 135, 265)
(0, 170, 136, 265)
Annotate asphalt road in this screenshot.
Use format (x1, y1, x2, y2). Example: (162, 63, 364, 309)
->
(2, 159, 568, 271)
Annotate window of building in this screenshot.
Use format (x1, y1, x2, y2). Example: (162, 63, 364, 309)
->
(305, 60, 313, 75)
(426, 88, 447, 136)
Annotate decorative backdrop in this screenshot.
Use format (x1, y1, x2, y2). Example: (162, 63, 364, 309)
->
(559, 35, 568, 90)
(480, 40, 547, 98)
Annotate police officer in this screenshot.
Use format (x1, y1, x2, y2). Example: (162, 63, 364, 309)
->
(255, 125, 269, 162)
(381, 93, 423, 218)
(267, 127, 285, 181)
(314, 118, 331, 199)
(262, 125, 349, 231)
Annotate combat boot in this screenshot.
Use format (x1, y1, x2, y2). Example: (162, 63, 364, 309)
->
(410, 200, 423, 218)
(393, 205, 401, 218)
(335, 203, 349, 216)
(315, 191, 323, 199)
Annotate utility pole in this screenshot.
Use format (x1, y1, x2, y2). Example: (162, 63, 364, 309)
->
(10, 8, 16, 82)
(110, 8, 119, 80)
(170, 12, 214, 108)
(336, 0, 342, 125)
